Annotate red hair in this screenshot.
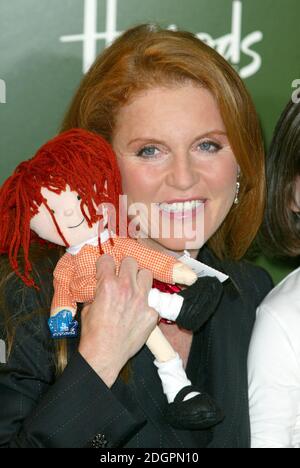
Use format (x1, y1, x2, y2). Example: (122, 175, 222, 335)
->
(0, 128, 123, 288)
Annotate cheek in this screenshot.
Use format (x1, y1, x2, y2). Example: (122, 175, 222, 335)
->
(205, 160, 237, 199)
(30, 212, 65, 245)
(119, 163, 158, 203)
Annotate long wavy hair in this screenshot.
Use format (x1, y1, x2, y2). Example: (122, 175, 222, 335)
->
(0, 24, 266, 376)
(259, 98, 300, 257)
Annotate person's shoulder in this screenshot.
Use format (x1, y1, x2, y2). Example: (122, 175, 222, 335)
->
(0, 247, 62, 383)
(250, 269, 300, 367)
(199, 246, 274, 308)
(230, 259, 273, 294)
(219, 257, 274, 308)
(0, 245, 61, 327)
(261, 266, 300, 306)
(258, 267, 300, 328)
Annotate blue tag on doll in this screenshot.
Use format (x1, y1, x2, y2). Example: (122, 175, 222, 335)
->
(48, 310, 78, 338)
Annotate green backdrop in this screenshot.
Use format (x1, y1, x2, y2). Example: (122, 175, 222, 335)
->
(1, 0, 299, 284)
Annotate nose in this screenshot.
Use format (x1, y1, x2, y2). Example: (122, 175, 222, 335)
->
(64, 208, 74, 217)
(165, 151, 199, 190)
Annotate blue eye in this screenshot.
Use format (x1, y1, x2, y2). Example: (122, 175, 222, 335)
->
(136, 146, 160, 158)
(198, 140, 222, 153)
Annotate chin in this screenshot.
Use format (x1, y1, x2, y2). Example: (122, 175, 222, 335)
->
(154, 236, 205, 252)
(68, 227, 99, 247)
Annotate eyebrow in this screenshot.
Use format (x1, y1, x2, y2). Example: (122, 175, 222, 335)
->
(127, 130, 228, 146)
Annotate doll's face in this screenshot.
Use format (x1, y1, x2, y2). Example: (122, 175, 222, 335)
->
(30, 185, 103, 247)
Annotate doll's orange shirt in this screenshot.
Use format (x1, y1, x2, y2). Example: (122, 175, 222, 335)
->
(51, 236, 177, 313)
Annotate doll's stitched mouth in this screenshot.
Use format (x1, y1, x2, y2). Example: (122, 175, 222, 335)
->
(68, 218, 85, 229)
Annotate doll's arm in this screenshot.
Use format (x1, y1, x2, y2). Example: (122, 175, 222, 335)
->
(146, 327, 197, 405)
(51, 253, 77, 317)
(113, 237, 197, 286)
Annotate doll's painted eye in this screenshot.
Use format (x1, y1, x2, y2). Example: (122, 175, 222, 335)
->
(77, 195, 81, 201)
(51, 209, 55, 214)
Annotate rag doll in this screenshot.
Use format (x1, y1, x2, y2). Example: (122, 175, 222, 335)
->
(0, 128, 224, 430)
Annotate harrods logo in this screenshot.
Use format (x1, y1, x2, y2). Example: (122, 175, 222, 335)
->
(60, 0, 263, 79)
(0, 79, 6, 104)
(292, 79, 300, 104)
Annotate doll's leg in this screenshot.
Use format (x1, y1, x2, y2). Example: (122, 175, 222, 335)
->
(146, 326, 224, 430)
(147, 327, 194, 403)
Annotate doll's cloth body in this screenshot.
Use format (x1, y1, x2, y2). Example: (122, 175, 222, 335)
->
(51, 230, 176, 312)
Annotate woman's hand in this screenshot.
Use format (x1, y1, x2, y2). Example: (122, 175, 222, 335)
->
(78, 254, 158, 387)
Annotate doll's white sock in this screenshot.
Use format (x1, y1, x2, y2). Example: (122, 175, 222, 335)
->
(148, 288, 184, 322)
(154, 353, 200, 403)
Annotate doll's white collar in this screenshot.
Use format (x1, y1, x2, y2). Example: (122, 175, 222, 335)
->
(66, 229, 111, 255)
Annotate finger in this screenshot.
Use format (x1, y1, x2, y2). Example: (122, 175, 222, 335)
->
(81, 304, 90, 319)
(118, 256, 139, 284)
(136, 268, 154, 293)
(96, 254, 117, 281)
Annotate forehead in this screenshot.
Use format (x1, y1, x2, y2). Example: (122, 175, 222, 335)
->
(113, 84, 224, 141)
(41, 185, 75, 203)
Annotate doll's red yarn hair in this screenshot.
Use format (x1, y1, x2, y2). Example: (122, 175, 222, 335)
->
(0, 128, 123, 288)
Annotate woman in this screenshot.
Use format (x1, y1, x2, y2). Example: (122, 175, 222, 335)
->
(248, 99, 300, 448)
(0, 24, 272, 448)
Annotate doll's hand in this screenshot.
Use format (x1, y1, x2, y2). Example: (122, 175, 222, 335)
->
(172, 262, 197, 286)
(79, 254, 158, 387)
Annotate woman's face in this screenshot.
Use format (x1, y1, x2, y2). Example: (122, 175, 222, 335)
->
(112, 83, 239, 254)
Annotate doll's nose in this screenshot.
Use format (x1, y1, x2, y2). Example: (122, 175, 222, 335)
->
(64, 209, 74, 217)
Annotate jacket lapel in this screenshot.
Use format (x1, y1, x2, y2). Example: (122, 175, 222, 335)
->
(128, 338, 213, 448)
(198, 248, 251, 448)
(131, 346, 194, 448)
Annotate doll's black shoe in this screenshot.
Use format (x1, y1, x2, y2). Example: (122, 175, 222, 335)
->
(165, 385, 224, 431)
(176, 277, 224, 332)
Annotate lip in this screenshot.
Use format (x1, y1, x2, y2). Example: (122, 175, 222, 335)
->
(68, 218, 85, 229)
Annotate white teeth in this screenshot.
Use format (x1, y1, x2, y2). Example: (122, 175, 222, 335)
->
(157, 200, 205, 213)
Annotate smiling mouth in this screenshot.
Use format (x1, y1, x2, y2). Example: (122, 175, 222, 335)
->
(68, 218, 85, 229)
(155, 199, 207, 213)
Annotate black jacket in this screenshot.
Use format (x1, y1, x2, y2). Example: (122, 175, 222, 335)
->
(0, 246, 273, 448)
